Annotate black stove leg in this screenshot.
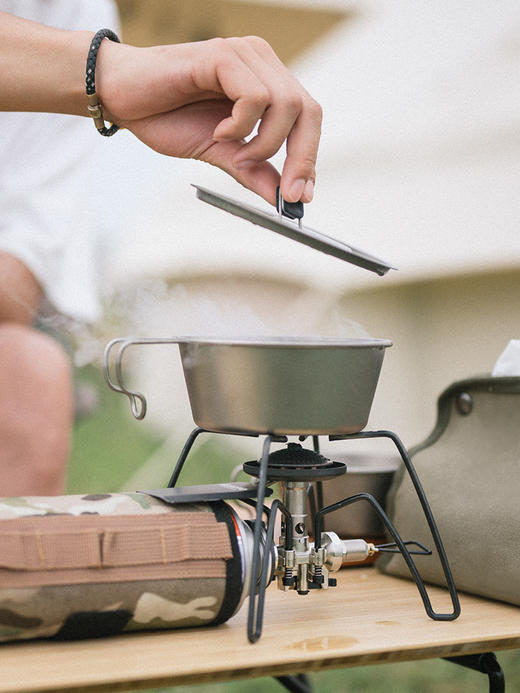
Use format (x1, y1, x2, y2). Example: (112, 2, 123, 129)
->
(275, 673, 313, 692)
(444, 653, 505, 693)
(247, 435, 274, 643)
(314, 492, 449, 618)
(168, 428, 261, 488)
(330, 430, 460, 620)
(167, 427, 206, 488)
(312, 437, 325, 529)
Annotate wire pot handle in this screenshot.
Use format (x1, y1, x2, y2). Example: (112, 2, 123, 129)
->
(103, 337, 183, 419)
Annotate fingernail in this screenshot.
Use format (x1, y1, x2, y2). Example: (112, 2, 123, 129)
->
(303, 179, 314, 202)
(234, 159, 256, 170)
(288, 179, 305, 201)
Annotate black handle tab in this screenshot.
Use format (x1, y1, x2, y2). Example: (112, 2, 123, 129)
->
(276, 186, 304, 220)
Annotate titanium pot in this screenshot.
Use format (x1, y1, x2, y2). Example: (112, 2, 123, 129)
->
(105, 336, 392, 436)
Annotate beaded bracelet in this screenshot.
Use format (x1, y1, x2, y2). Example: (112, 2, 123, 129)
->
(86, 29, 121, 137)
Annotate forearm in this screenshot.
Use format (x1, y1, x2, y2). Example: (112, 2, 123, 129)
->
(0, 12, 92, 116)
(0, 14, 320, 203)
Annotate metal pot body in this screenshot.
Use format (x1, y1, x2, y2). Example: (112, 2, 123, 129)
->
(178, 338, 391, 435)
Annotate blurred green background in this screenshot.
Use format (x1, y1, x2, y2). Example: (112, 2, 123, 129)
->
(68, 365, 520, 693)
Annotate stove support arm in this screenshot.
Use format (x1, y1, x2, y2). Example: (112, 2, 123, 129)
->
(314, 492, 452, 620)
(328, 430, 460, 620)
(247, 435, 273, 643)
(167, 427, 206, 488)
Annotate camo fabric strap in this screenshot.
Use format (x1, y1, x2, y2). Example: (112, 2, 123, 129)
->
(0, 512, 232, 588)
(0, 529, 101, 571)
(0, 494, 242, 642)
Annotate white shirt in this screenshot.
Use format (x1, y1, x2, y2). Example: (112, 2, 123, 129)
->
(0, 0, 119, 323)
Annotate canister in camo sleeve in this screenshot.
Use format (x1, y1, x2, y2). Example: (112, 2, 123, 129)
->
(0, 493, 274, 642)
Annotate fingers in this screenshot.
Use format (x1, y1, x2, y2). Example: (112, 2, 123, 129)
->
(203, 37, 321, 202)
(279, 98, 322, 203)
(203, 139, 281, 205)
(210, 59, 271, 141)
(117, 36, 321, 205)
(125, 101, 281, 205)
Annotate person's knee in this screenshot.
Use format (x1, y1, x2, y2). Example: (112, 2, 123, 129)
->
(0, 321, 72, 395)
(0, 252, 41, 324)
(0, 323, 73, 494)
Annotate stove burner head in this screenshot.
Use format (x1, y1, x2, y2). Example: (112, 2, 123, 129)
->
(268, 443, 330, 468)
(243, 443, 347, 481)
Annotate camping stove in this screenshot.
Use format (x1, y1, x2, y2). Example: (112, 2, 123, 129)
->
(155, 426, 460, 643)
(105, 340, 461, 643)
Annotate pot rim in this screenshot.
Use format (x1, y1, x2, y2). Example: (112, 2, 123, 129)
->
(177, 336, 392, 348)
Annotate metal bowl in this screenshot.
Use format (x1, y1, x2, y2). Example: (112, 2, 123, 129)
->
(180, 337, 391, 435)
(105, 336, 391, 436)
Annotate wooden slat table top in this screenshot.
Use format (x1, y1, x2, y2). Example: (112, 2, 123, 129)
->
(0, 567, 519, 693)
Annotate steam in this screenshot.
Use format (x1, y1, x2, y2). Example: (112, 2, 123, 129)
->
(35, 304, 108, 369)
(108, 277, 373, 341)
(30, 277, 372, 369)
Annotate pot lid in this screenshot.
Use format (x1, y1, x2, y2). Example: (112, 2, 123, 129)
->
(193, 184, 397, 276)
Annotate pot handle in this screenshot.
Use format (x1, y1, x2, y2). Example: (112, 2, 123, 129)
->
(104, 337, 182, 419)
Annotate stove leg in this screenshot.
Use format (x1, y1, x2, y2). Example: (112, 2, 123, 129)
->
(330, 430, 460, 620)
(313, 492, 448, 618)
(312, 437, 325, 529)
(275, 673, 313, 692)
(168, 428, 261, 488)
(444, 652, 505, 693)
(167, 427, 206, 488)
(247, 435, 273, 643)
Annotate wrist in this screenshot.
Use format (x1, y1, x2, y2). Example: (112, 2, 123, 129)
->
(85, 30, 123, 134)
(95, 41, 196, 123)
(0, 12, 94, 116)
(59, 30, 96, 116)
(93, 37, 128, 125)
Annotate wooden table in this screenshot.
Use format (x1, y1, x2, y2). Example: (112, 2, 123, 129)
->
(1, 568, 519, 693)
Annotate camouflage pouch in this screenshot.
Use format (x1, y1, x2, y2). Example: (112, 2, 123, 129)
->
(0, 493, 243, 642)
(379, 376, 520, 606)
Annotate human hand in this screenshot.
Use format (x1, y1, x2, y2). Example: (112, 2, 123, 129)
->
(96, 36, 322, 205)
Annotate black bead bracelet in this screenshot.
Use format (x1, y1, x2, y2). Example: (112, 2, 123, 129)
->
(86, 29, 121, 137)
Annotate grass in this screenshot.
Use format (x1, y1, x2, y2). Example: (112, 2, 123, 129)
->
(67, 365, 244, 494)
(68, 365, 520, 692)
